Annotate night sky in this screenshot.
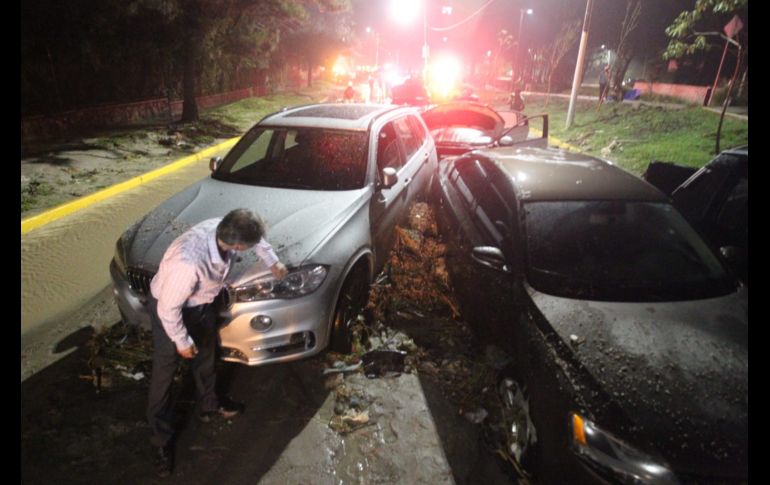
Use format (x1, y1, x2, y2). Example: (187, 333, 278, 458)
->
(352, 0, 699, 72)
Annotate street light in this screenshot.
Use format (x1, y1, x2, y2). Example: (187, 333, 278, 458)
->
(390, 0, 429, 79)
(511, 8, 533, 92)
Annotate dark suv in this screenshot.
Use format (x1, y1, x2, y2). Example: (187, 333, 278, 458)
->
(435, 146, 747, 484)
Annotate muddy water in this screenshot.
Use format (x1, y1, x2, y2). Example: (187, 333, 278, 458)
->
(21, 157, 220, 338)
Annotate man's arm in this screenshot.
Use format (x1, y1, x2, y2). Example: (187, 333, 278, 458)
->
(254, 238, 288, 280)
(155, 263, 199, 358)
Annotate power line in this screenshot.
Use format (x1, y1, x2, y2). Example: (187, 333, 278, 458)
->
(430, 0, 498, 32)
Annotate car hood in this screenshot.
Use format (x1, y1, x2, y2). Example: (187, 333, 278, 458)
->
(421, 102, 505, 141)
(530, 286, 748, 476)
(123, 177, 369, 281)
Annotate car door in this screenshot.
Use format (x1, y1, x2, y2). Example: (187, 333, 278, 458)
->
(370, 119, 408, 271)
(390, 115, 423, 208)
(404, 114, 437, 196)
(439, 156, 520, 340)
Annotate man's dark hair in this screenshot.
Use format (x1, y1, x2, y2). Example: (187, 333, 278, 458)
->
(216, 209, 266, 246)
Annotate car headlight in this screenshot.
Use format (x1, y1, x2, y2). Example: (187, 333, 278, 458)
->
(231, 265, 328, 302)
(570, 413, 679, 485)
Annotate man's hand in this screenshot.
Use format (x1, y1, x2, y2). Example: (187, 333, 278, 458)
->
(178, 344, 198, 359)
(271, 262, 288, 280)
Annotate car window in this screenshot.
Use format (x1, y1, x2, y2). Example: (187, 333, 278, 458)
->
(405, 115, 427, 146)
(216, 127, 368, 190)
(524, 200, 736, 301)
(453, 158, 513, 246)
(393, 116, 420, 159)
(229, 129, 275, 173)
(673, 154, 738, 222)
(377, 122, 404, 172)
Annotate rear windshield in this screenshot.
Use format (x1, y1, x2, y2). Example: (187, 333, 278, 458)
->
(523, 200, 737, 301)
(214, 127, 368, 190)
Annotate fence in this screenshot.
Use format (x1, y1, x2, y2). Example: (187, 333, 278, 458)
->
(21, 85, 270, 142)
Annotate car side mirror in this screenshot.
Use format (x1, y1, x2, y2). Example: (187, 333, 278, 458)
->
(472, 246, 511, 273)
(209, 156, 223, 173)
(498, 135, 514, 146)
(380, 167, 398, 189)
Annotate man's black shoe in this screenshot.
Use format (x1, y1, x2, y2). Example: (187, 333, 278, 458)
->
(198, 397, 245, 423)
(154, 444, 173, 477)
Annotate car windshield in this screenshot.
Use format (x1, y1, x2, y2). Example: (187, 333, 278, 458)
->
(523, 200, 736, 301)
(214, 127, 368, 190)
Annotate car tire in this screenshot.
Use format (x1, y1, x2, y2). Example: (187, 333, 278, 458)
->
(498, 373, 542, 477)
(329, 267, 369, 353)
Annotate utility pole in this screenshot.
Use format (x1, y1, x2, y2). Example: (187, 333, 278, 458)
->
(566, 0, 594, 129)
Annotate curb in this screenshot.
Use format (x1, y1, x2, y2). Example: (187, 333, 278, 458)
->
(21, 136, 241, 235)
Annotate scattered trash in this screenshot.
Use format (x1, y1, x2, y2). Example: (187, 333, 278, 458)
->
(322, 361, 363, 375)
(463, 408, 489, 424)
(570, 334, 586, 346)
(329, 409, 372, 434)
(119, 371, 145, 381)
(362, 350, 407, 378)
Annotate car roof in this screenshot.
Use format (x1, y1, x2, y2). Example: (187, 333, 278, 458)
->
(261, 103, 409, 131)
(472, 146, 668, 202)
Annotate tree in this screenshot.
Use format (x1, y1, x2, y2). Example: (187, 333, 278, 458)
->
(490, 29, 513, 86)
(664, 0, 747, 59)
(608, 0, 642, 101)
(542, 19, 581, 104)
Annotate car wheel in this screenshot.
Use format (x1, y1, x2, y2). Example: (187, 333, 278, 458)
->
(499, 375, 540, 474)
(330, 267, 368, 353)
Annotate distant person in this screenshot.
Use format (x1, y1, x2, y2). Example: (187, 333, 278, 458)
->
(343, 82, 355, 103)
(148, 209, 287, 477)
(510, 88, 525, 111)
(599, 65, 610, 102)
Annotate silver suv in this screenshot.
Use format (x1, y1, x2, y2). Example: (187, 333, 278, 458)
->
(110, 103, 438, 365)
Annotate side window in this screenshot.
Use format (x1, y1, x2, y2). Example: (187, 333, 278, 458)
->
(376, 122, 404, 172)
(673, 155, 735, 222)
(394, 116, 420, 160)
(457, 158, 514, 246)
(406, 115, 427, 147)
(230, 129, 275, 173)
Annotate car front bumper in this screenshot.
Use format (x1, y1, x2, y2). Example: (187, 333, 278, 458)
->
(110, 258, 338, 367)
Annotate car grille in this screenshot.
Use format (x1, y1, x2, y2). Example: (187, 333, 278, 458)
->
(126, 268, 155, 296)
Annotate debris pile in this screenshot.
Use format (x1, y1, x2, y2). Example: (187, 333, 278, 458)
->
(84, 322, 157, 393)
(367, 202, 459, 321)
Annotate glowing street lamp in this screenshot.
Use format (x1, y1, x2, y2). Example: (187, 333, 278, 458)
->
(390, 0, 429, 79)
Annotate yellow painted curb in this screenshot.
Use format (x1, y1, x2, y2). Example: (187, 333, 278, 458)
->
(21, 137, 241, 235)
(529, 128, 582, 152)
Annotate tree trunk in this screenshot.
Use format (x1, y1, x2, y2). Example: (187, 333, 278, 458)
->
(181, 0, 201, 122)
(181, 37, 199, 122)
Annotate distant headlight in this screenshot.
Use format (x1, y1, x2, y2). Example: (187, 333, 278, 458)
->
(113, 238, 127, 274)
(231, 265, 328, 302)
(570, 413, 679, 485)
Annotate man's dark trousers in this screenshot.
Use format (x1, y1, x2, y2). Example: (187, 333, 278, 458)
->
(147, 299, 219, 448)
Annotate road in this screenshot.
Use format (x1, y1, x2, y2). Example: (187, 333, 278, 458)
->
(21, 154, 217, 379)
